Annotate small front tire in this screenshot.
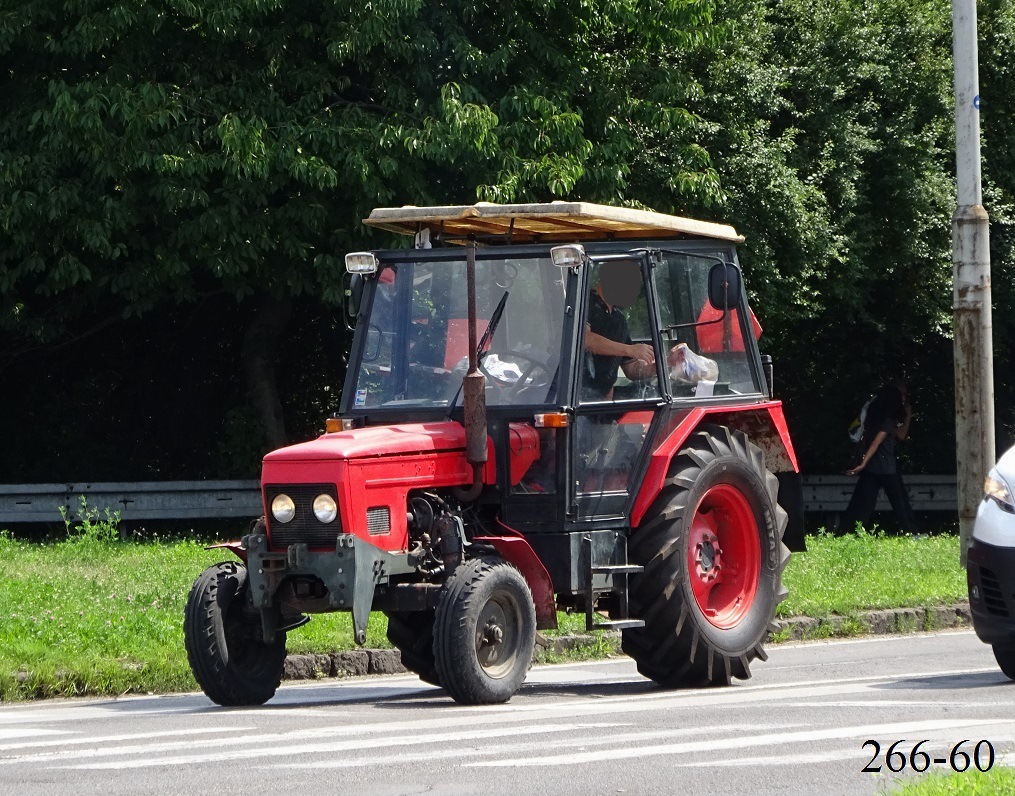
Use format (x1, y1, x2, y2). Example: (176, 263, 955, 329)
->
(433, 557, 536, 705)
(184, 561, 286, 706)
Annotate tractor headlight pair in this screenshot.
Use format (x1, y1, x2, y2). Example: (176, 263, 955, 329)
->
(270, 493, 338, 524)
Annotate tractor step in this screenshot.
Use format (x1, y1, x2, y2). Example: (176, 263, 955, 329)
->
(593, 619, 645, 630)
(591, 564, 644, 575)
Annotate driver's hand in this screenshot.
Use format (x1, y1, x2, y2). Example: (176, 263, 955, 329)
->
(628, 343, 655, 366)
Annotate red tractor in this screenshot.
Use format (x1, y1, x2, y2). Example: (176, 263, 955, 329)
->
(184, 202, 805, 706)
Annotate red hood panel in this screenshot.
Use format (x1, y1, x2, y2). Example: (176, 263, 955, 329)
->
(262, 422, 467, 463)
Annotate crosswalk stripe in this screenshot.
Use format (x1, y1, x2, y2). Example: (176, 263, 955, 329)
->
(464, 719, 1014, 768)
(0, 729, 71, 741)
(0, 726, 252, 753)
(271, 724, 805, 770)
(55, 722, 622, 770)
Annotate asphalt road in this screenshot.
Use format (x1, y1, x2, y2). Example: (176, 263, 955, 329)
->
(1, 630, 1013, 796)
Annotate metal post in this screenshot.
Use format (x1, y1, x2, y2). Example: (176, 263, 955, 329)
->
(952, 0, 994, 563)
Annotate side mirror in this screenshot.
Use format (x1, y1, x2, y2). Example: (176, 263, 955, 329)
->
(344, 273, 364, 330)
(708, 262, 742, 311)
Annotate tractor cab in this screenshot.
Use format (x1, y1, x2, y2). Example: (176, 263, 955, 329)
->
(184, 202, 803, 709)
(342, 202, 770, 529)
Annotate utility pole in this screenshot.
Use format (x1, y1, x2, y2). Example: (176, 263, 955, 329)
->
(952, 0, 994, 563)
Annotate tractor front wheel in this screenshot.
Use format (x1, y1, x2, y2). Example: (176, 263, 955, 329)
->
(184, 561, 287, 706)
(386, 610, 440, 686)
(622, 425, 789, 687)
(433, 557, 536, 704)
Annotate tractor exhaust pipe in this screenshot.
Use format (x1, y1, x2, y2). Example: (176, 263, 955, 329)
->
(454, 241, 487, 502)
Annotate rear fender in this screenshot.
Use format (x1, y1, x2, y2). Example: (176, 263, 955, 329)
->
(631, 402, 801, 537)
(475, 522, 558, 630)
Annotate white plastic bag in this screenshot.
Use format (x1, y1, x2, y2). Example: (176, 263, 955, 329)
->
(669, 343, 719, 384)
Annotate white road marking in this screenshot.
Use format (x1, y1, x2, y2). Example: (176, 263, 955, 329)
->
(0, 668, 999, 768)
(464, 719, 1015, 768)
(0, 729, 71, 741)
(56, 722, 622, 770)
(0, 672, 972, 767)
(0, 726, 252, 752)
(673, 750, 854, 768)
(786, 701, 979, 708)
(271, 724, 806, 769)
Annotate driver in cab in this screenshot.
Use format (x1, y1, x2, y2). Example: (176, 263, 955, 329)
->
(583, 261, 656, 401)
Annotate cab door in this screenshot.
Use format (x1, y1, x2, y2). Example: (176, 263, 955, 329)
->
(570, 253, 665, 522)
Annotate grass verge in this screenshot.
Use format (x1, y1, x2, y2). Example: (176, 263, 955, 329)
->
(885, 767, 1015, 795)
(0, 524, 966, 701)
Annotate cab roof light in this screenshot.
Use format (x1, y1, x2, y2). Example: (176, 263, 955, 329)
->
(550, 244, 586, 269)
(345, 252, 378, 274)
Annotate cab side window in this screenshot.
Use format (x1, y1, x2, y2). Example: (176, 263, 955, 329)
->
(655, 254, 762, 396)
(580, 260, 660, 403)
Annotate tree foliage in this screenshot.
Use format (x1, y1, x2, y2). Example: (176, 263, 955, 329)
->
(0, 0, 725, 478)
(0, 0, 1012, 484)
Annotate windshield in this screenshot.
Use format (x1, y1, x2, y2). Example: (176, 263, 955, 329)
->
(351, 255, 567, 409)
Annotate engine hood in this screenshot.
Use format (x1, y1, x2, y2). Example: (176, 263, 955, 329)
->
(262, 421, 467, 463)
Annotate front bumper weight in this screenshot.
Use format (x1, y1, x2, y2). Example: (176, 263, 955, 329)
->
(243, 531, 415, 646)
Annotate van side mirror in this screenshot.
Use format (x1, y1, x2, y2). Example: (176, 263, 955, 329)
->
(344, 273, 364, 330)
(708, 262, 741, 310)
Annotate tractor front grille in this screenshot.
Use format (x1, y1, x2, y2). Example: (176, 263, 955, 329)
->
(264, 483, 341, 549)
(366, 506, 391, 536)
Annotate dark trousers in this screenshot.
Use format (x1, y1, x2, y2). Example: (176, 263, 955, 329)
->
(840, 470, 918, 534)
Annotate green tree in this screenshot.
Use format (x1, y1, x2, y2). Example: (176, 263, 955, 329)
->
(0, 0, 723, 469)
(980, 0, 1015, 448)
(675, 0, 960, 476)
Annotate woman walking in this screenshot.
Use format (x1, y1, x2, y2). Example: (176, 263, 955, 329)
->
(841, 382, 917, 533)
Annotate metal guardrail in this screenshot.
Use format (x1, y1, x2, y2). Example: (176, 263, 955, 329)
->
(0, 481, 262, 524)
(0, 476, 958, 524)
(801, 474, 957, 513)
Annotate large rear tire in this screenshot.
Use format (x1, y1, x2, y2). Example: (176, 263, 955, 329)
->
(184, 561, 286, 706)
(622, 425, 789, 687)
(433, 557, 536, 705)
(385, 610, 440, 685)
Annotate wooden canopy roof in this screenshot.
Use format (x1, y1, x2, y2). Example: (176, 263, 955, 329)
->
(363, 201, 744, 244)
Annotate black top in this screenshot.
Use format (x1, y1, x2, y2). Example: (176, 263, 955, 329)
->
(862, 384, 906, 475)
(583, 290, 632, 401)
(865, 416, 899, 475)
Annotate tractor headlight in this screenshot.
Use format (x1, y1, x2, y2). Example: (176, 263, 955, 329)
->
(313, 494, 338, 523)
(271, 493, 296, 523)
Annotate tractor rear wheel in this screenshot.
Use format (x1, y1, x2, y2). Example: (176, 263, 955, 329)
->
(433, 557, 536, 704)
(622, 425, 789, 687)
(184, 561, 287, 706)
(385, 610, 440, 685)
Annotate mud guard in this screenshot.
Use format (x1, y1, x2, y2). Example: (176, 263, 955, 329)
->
(476, 527, 558, 630)
(631, 402, 800, 530)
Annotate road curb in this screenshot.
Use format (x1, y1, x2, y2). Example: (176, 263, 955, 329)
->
(281, 602, 973, 682)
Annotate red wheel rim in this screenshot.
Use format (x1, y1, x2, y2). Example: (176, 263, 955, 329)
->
(686, 484, 761, 629)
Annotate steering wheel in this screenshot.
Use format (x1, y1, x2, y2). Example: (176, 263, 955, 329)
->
(478, 350, 552, 399)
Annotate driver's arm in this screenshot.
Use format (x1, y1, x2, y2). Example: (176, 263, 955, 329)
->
(585, 327, 655, 377)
